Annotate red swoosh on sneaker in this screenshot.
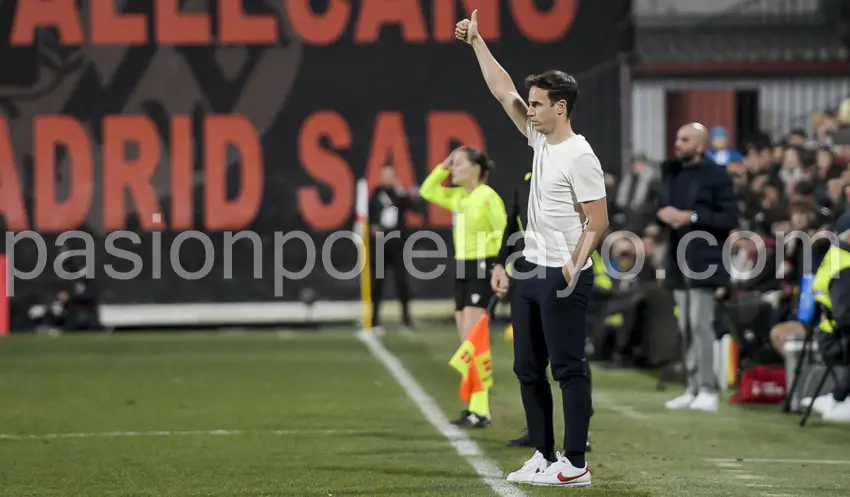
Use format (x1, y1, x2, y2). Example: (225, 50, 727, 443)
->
(556, 468, 588, 483)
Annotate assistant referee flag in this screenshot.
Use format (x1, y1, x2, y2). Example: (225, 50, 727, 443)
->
(449, 307, 494, 401)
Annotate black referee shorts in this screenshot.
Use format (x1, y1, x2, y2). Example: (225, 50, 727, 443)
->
(454, 259, 496, 311)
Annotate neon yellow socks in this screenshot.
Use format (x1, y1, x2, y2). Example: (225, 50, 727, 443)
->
(469, 389, 490, 418)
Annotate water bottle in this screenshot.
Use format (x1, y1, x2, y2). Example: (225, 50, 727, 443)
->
(797, 273, 815, 324)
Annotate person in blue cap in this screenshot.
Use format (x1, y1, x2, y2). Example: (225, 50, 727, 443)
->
(705, 126, 744, 166)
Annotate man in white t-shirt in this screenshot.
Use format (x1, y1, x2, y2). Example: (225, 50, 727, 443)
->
(457, 10, 609, 488)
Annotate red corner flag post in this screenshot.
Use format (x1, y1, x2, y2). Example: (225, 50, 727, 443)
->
(0, 254, 8, 336)
(449, 296, 497, 403)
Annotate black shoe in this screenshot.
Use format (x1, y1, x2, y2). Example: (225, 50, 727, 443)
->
(506, 429, 533, 447)
(451, 410, 490, 428)
(505, 428, 592, 451)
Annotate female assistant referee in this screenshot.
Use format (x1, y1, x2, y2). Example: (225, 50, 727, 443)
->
(420, 146, 507, 428)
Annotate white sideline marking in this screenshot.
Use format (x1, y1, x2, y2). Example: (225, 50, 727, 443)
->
(709, 457, 850, 465)
(0, 428, 392, 441)
(593, 393, 649, 419)
(709, 459, 769, 489)
(357, 330, 526, 497)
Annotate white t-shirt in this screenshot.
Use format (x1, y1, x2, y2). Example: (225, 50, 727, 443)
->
(522, 121, 606, 269)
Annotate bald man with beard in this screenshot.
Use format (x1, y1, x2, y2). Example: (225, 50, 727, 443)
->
(657, 123, 740, 413)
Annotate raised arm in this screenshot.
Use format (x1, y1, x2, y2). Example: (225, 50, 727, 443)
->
(456, 10, 529, 136)
(419, 165, 461, 212)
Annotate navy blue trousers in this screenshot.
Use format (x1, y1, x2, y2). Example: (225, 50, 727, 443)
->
(511, 257, 594, 458)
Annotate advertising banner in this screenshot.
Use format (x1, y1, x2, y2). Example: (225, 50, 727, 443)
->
(0, 0, 631, 306)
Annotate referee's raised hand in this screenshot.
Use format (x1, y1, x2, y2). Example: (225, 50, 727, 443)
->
(455, 9, 480, 45)
(441, 147, 462, 169)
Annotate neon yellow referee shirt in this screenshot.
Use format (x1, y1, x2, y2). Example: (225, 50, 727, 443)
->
(420, 166, 507, 261)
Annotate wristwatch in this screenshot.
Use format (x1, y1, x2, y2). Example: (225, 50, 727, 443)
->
(690, 211, 698, 224)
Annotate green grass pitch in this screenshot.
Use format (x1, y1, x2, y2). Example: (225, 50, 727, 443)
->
(2, 326, 850, 496)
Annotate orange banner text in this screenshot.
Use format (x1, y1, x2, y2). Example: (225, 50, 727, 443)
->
(0, 115, 263, 233)
(297, 110, 486, 232)
(10, 0, 578, 46)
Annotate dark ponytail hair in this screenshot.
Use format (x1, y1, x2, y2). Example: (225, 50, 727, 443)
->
(461, 146, 495, 182)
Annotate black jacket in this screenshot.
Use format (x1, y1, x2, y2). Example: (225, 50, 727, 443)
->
(368, 187, 419, 238)
(659, 157, 739, 289)
(495, 169, 532, 267)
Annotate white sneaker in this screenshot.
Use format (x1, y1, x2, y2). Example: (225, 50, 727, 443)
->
(689, 390, 719, 413)
(802, 394, 836, 415)
(823, 400, 850, 422)
(665, 392, 696, 410)
(530, 454, 591, 487)
(506, 450, 551, 484)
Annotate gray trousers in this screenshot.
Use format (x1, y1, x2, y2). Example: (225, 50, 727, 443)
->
(673, 289, 718, 394)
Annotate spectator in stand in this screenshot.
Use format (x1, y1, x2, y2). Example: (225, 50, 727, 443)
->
(769, 198, 833, 357)
(779, 146, 805, 194)
(831, 99, 850, 164)
(758, 183, 789, 231)
(773, 143, 786, 166)
(727, 161, 750, 194)
(813, 110, 840, 145)
(641, 225, 666, 273)
(839, 98, 850, 127)
(613, 154, 660, 233)
(705, 126, 743, 166)
(786, 129, 809, 147)
(812, 146, 844, 207)
(817, 146, 844, 182)
(744, 141, 775, 177)
(832, 182, 850, 219)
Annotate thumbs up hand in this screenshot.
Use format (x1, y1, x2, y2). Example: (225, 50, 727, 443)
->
(455, 9, 480, 45)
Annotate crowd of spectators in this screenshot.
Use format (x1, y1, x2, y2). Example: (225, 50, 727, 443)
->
(592, 97, 850, 373)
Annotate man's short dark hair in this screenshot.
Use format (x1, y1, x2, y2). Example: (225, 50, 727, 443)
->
(524, 70, 579, 118)
(744, 140, 772, 153)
